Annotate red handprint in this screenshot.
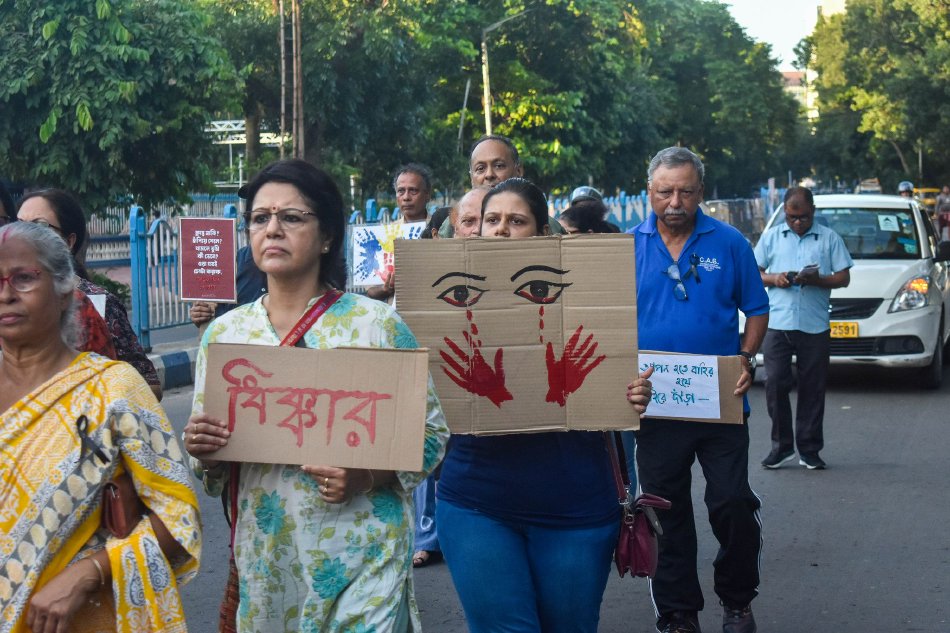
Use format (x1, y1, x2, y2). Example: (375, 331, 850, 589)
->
(545, 325, 606, 406)
(440, 330, 513, 407)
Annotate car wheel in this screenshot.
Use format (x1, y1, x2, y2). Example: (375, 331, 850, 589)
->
(921, 322, 944, 389)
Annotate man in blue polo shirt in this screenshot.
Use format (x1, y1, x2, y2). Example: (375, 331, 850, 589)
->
(632, 147, 769, 633)
(754, 187, 852, 471)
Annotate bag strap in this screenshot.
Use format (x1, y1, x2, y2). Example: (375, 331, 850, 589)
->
(279, 289, 344, 346)
(606, 431, 631, 506)
(227, 288, 344, 546)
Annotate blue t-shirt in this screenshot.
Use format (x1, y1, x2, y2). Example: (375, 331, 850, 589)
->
(633, 210, 769, 410)
(753, 222, 853, 333)
(437, 431, 619, 528)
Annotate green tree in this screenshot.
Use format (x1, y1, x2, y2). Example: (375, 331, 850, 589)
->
(201, 0, 281, 171)
(637, 0, 802, 197)
(0, 0, 239, 211)
(810, 0, 950, 188)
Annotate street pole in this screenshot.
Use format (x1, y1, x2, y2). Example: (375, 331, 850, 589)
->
(480, 10, 532, 136)
(278, 0, 286, 160)
(481, 36, 492, 135)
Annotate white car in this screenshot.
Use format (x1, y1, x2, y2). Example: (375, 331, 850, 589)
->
(753, 194, 950, 388)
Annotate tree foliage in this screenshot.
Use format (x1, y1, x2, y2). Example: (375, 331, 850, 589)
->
(0, 0, 238, 211)
(0, 0, 811, 206)
(809, 0, 950, 188)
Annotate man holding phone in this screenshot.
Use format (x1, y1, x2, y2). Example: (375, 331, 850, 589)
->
(754, 187, 853, 470)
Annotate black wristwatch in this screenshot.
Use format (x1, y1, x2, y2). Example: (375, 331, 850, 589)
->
(738, 351, 758, 371)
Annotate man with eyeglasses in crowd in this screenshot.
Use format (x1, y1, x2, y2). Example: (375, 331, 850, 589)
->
(630, 146, 769, 633)
(754, 187, 851, 472)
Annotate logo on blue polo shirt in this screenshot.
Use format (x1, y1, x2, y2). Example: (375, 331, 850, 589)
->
(698, 256, 721, 272)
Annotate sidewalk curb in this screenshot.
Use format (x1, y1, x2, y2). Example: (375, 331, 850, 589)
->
(149, 347, 199, 391)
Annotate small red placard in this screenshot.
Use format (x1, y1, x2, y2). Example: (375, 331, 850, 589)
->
(179, 217, 237, 302)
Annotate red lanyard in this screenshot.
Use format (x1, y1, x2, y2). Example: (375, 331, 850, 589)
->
(279, 289, 343, 346)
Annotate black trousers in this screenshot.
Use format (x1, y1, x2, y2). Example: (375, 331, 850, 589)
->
(635, 418, 761, 616)
(762, 328, 830, 455)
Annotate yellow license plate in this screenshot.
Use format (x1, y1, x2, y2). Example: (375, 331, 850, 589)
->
(830, 321, 858, 338)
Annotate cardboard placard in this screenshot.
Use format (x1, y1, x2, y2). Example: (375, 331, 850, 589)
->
(350, 222, 426, 287)
(395, 234, 640, 435)
(639, 351, 744, 424)
(179, 217, 237, 302)
(204, 343, 430, 471)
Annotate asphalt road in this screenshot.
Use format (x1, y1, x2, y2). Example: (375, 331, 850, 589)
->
(163, 364, 950, 632)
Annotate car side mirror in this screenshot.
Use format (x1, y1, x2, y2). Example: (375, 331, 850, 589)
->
(936, 241, 950, 262)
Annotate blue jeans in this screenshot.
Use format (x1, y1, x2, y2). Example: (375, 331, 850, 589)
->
(413, 474, 439, 552)
(437, 499, 616, 633)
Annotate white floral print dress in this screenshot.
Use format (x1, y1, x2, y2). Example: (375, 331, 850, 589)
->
(190, 292, 449, 633)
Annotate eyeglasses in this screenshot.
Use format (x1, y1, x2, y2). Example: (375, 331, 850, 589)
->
(0, 269, 43, 293)
(785, 214, 812, 224)
(244, 208, 317, 233)
(664, 254, 701, 301)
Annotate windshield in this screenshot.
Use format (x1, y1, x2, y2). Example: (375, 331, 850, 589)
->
(773, 207, 921, 260)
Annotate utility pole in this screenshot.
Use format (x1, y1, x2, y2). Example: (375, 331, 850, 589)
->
(291, 0, 304, 159)
(278, 0, 286, 159)
(481, 10, 532, 135)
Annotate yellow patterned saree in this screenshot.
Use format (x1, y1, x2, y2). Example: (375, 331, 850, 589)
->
(0, 353, 201, 633)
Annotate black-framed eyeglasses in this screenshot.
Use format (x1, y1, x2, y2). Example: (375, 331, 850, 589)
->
(664, 254, 701, 301)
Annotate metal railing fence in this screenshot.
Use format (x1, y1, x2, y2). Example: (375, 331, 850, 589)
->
(125, 192, 774, 345)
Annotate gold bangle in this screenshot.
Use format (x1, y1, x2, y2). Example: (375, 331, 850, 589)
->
(90, 557, 106, 587)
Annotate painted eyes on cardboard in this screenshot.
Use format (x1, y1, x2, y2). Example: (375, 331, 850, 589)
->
(437, 285, 487, 308)
(514, 280, 572, 305)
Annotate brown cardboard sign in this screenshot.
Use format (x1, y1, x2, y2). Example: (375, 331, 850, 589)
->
(638, 351, 745, 424)
(204, 343, 430, 470)
(395, 234, 639, 435)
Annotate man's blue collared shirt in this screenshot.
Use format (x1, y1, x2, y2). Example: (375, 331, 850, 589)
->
(634, 210, 770, 411)
(753, 221, 853, 333)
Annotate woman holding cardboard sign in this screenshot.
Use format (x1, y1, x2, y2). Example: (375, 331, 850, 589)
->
(183, 159, 449, 633)
(435, 177, 654, 633)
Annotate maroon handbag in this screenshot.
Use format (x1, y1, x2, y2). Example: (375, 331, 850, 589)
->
(607, 432, 671, 578)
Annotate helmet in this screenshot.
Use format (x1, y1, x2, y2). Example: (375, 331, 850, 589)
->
(570, 186, 603, 203)
(898, 180, 914, 193)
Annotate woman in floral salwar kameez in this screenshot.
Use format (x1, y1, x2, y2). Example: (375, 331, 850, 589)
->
(0, 221, 200, 633)
(184, 159, 449, 633)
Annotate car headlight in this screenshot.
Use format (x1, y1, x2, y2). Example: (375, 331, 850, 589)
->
(889, 276, 931, 312)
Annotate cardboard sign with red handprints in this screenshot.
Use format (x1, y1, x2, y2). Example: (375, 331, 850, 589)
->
(395, 234, 640, 435)
(203, 343, 430, 470)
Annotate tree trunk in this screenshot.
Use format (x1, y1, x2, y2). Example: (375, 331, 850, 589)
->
(245, 109, 261, 168)
(890, 140, 911, 175)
